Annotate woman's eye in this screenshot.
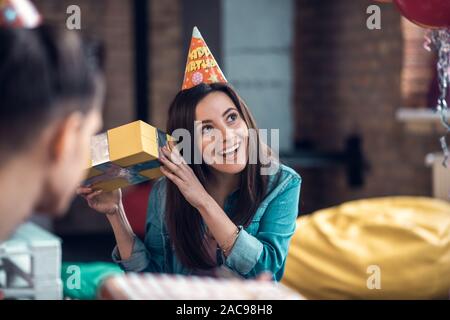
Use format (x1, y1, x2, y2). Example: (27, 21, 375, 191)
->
(227, 113, 238, 123)
(202, 125, 213, 135)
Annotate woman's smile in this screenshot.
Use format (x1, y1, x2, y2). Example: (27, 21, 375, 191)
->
(217, 141, 241, 160)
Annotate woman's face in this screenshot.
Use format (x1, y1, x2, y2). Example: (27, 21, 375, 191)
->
(195, 91, 249, 175)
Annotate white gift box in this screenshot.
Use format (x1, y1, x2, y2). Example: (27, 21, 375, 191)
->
(0, 222, 62, 300)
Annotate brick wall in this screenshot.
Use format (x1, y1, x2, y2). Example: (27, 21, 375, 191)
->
(401, 18, 436, 108)
(149, 0, 183, 130)
(34, 0, 135, 131)
(294, 0, 439, 213)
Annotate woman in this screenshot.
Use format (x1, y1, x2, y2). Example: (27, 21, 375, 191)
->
(78, 28, 301, 281)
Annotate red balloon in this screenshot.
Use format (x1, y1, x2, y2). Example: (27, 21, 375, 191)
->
(393, 0, 450, 29)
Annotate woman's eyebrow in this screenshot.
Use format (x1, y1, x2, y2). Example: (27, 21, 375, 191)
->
(198, 107, 237, 124)
(222, 107, 237, 117)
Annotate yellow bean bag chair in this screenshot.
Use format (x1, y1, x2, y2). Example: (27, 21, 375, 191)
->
(282, 197, 450, 299)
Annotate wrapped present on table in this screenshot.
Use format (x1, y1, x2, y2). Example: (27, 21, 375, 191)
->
(98, 272, 304, 300)
(0, 222, 62, 300)
(85, 120, 173, 192)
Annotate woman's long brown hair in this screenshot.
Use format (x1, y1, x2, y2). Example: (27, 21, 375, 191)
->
(165, 82, 278, 270)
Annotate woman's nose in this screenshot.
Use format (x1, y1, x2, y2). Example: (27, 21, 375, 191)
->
(219, 126, 236, 145)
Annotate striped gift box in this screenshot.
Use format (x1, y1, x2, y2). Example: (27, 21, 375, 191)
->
(98, 273, 304, 300)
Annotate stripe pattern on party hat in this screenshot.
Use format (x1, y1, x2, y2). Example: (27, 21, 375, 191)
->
(0, 0, 41, 28)
(182, 26, 227, 90)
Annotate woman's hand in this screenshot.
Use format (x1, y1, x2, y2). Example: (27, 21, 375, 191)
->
(77, 186, 135, 260)
(76, 186, 122, 216)
(159, 145, 211, 210)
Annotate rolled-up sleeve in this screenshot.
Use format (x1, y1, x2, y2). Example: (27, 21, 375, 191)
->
(224, 174, 301, 280)
(224, 229, 264, 275)
(112, 236, 154, 272)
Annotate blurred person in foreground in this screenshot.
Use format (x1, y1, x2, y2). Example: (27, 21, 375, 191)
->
(0, 0, 104, 241)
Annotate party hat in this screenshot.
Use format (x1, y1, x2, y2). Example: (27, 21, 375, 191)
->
(182, 26, 227, 90)
(0, 0, 41, 28)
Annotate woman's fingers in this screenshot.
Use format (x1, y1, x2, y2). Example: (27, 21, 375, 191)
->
(86, 190, 102, 201)
(159, 148, 188, 180)
(76, 187, 92, 195)
(172, 148, 192, 172)
(161, 145, 191, 175)
(161, 145, 185, 165)
(160, 165, 183, 186)
(167, 140, 175, 152)
(159, 152, 179, 172)
(169, 144, 187, 164)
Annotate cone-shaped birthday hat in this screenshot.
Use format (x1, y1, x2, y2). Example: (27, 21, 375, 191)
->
(182, 26, 227, 90)
(0, 0, 41, 28)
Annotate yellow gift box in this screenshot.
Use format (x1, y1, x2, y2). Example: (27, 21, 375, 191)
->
(85, 120, 172, 191)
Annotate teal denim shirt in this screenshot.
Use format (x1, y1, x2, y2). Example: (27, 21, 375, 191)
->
(112, 164, 301, 281)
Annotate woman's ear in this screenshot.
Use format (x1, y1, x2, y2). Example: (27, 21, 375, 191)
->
(49, 111, 84, 163)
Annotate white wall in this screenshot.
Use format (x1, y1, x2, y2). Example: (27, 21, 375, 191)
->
(222, 0, 294, 152)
